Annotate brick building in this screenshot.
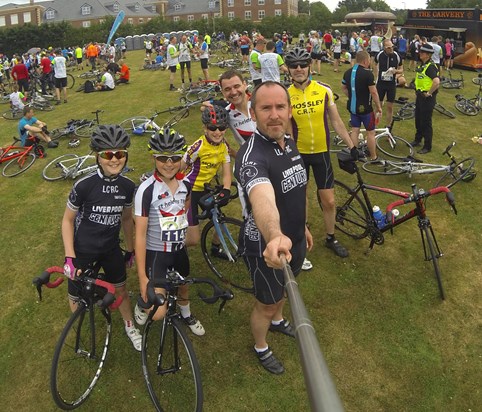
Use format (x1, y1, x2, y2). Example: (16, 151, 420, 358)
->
(0, 1, 44, 28)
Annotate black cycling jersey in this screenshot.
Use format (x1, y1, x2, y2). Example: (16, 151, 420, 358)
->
(234, 130, 307, 257)
(342, 64, 375, 115)
(375, 51, 402, 84)
(67, 169, 135, 254)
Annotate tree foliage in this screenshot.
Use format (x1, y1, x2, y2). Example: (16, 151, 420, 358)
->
(426, 0, 479, 7)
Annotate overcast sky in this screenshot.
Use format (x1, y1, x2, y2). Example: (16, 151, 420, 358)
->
(0, 0, 427, 12)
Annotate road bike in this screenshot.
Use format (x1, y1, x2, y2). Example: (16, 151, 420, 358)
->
(50, 119, 91, 142)
(179, 80, 221, 103)
(78, 69, 102, 79)
(394, 99, 456, 120)
(2, 105, 23, 120)
(472, 72, 482, 86)
(138, 270, 233, 412)
(362, 142, 476, 189)
(197, 183, 252, 293)
(74, 109, 103, 138)
(0, 136, 45, 177)
(441, 70, 464, 89)
(42, 150, 97, 181)
(454, 80, 482, 116)
(331, 121, 414, 160)
(320, 151, 458, 300)
(32, 267, 123, 410)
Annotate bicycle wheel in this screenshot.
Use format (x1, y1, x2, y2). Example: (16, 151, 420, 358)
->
(376, 134, 414, 160)
(42, 154, 80, 181)
(201, 216, 252, 292)
(362, 160, 406, 175)
(119, 116, 149, 133)
(67, 73, 75, 89)
(50, 127, 71, 141)
(32, 101, 54, 111)
(75, 122, 97, 138)
(434, 157, 475, 189)
(2, 153, 36, 177)
(142, 316, 202, 412)
(395, 104, 415, 120)
(318, 180, 370, 239)
(51, 304, 111, 410)
(422, 225, 445, 300)
(2, 109, 22, 120)
(442, 81, 463, 89)
(455, 100, 479, 116)
(433, 103, 456, 119)
(472, 77, 482, 86)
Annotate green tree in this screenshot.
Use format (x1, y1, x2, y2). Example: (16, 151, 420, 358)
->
(298, 0, 311, 14)
(427, 0, 479, 7)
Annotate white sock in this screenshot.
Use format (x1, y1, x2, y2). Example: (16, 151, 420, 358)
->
(179, 303, 191, 318)
(254, 345, 269, 353)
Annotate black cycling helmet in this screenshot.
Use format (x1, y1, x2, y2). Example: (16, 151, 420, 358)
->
(148, 127, 186, 154)
(90, 125, 131, 151)
(285, 47, 312, 67)
(419, 43, 434, 54)
(201, 105, 229, 128)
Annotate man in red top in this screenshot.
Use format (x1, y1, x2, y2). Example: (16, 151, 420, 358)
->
(116, 59, 130, 84)
(323, 30, 333, 51)
(11, 59, 29, 98)
(39, 52, 53, 95)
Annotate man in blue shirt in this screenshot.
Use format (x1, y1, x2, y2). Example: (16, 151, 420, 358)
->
(18, 106, 58, 148)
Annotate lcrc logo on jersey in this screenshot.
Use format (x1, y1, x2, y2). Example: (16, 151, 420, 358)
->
(239, 163, 258, 186)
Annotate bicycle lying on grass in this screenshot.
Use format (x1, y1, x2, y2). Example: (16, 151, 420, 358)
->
(362, 142, 476, 189)
(393, 98, 456, 120)
(454, 79, 482, 116)
(42, 149, 97, 181)
(320, 151, 458, 300)
(32, 267, 123, 410)
(0, 136, 45, 177)
(74, 109, 104, 137)
(440, 70, 464, 89)
(138, 270, 233, 412)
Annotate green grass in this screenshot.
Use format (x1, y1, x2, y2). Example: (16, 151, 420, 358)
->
(0, 51, 481, 411)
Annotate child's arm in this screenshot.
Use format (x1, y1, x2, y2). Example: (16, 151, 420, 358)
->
(134, 215, 149, 302)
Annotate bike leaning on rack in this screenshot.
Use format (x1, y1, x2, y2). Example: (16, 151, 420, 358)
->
(138, 270, 233, 412)
(32, 267, 123, 410)
(320, 150, 458, 300)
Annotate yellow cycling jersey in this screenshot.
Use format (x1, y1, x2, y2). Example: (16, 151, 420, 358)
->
(183, 135, 230, 192)
(288, 80, 336, 154)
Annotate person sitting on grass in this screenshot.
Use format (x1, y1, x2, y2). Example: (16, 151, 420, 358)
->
(115, 59, 130, 84)
(9, 83, 25, 111)
(133, 129, 205, 336)
(18, 106, 58, 148)
(96, 65, 115, 91)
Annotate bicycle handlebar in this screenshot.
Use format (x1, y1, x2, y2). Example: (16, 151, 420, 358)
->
(32, 266, 123, 310)
(197, 182, 239, 220)
(442, 141, 456, 156)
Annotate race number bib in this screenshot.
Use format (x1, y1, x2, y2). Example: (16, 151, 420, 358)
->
(381, 70, 394, 81)
(158, 214, 188, 243)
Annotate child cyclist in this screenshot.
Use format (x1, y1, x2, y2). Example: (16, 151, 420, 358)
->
(134, 129, 205, 336)
(62, 125, 142, 351)
(183, 106, 232, 256)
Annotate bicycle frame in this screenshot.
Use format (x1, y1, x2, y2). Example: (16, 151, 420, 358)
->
(211, 207, 238, 263)
(0, 143, 34, 164)
(56, 153, 96, 179)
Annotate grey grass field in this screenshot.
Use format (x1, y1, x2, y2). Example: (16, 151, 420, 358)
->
(0, 50, 481, 411)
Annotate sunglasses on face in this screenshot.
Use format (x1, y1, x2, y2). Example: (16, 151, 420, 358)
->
(98, 150, 127, 160)
(289, 63, 309, 69)
(154, 155, 183, 163)
(206, 124, 227, 132)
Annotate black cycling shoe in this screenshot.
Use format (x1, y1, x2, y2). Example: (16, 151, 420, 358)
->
(325, 239, 349, 258)
(269, 319, 295, 338)
(255, 348, 285, 375)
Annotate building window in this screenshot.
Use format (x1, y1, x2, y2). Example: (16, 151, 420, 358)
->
(227, 11, 234, 19)
(208, 0, 215, 8)
(174, 4, 181, 11)
(214, 12, 220, 17)
(99, 18, 105, 23)
(173, 16, 180, 22)
(83, 20, 91, 27)
(46, 9, 55, 19)
(151, 6, 156, 12)
(23, 12, 31, 23)
(135, 3, 140, 12)
(245, 10, 251, 20)
(113, 2, 119, 12)
(202, 14, 208, 20)
(0, 16, 5, 26)
(258, 0, 265, 5)
(274, 9, 281, 16)
(81, 5, 92, 16)
(138, 17, 144, 23)
(258, 10, 265, 19)
(244, 0, 251, 5)
(187, 15, 194, 22)
(274, 0, 281, 4)
(10, 14, 18, 25)
(127, 17, 133, 24)
(227, 0, 234, 6)
(147, 17, 152, 21)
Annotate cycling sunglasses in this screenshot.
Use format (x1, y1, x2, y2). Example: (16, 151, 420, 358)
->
(289, 63, 310, 69)
(98, 150, 128, 160)
(206, 124, 227, 132)
(154, 154, 183, 163)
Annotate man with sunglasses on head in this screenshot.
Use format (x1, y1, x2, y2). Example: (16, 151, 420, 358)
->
(134, 129, 205, 336)
(183, 107, 232, 261)
(61, 125, 142, 351)
(285, 47, 358, 259)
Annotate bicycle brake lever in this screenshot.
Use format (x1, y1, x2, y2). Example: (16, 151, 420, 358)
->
(32, 278, 43, 301)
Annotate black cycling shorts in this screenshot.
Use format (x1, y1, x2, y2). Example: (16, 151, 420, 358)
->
(169, 65, 177, 73)
(67, 245, 126, 300)
(54, 77, 67, 88)
(145, 248, 190, 284)
(180, 61, 191, 70)
(200, 58, 208, 70)
(187, 190, 205, 226)
(301, 152, 334, 190)
(244, 240, 305, 305)
(17, 78, 29, 93)
(240, 47, 250, 56)
(376, 82, 396, 103)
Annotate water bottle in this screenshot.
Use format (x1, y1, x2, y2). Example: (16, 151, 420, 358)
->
(372, 205, 386, 229)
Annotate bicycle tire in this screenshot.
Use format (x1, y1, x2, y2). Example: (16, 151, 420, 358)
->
(362, 160, 406, 175)
(472, 77, 482, 86)
(442, 81, 463, 89)
(200, 216, 252, 292)
(67, 73, 75, 89)
(422, 225, 445, 300)
(51, 304, 112, 410)
(75, 122, 97, 138)
(376, 134, 414, 160)
(434, 157, 475, 189)
(142, 316, 203, 412)
(119, 116, 150, 133)
(42, 154, 80, 181)
(32, 101, 54, 111)
(50, 127, 72, 141)
(395, 104, 415, 120)
(433, 103, 456, 119)
(455, 100, 479, 116)
(318, 180, 370, 239)
(2, 109, 22, 120)
(2, 153, 36, 177)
